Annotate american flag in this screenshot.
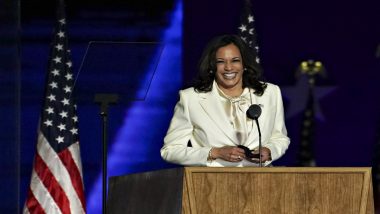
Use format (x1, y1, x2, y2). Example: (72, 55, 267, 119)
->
(238, 0, 260, 64)
(23, 1, 86, 213)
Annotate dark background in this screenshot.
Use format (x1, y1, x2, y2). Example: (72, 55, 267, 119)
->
(1, 0, 380, 213)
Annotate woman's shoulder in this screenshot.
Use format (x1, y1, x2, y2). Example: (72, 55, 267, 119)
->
(178, 87, 213, 101)
(178, 87, 200, 98)
(265, 82, 280, 90)
(179, 87, 196, 95)
(261, 82, 281, 96)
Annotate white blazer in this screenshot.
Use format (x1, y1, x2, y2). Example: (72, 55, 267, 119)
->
(161, 82, 290, 167)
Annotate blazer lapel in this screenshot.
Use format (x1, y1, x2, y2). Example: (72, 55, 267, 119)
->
(198, 87, 239, 144)
(245, 91, 260, 148)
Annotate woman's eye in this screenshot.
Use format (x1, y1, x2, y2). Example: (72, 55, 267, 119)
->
(216, 61, 224, 64)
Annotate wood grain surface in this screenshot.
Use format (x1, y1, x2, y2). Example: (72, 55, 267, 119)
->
(182, 167, 374, 214)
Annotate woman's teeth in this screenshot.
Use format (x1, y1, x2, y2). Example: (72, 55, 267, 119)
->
(223, 72, 236, 79)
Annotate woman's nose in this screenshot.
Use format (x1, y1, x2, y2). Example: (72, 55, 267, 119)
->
(224, 62, 232, 70)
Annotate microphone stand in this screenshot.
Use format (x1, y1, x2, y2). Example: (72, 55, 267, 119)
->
(254, 118, 262, 167)
(246, 104, 263, 167)
(94, 93, 119, 214)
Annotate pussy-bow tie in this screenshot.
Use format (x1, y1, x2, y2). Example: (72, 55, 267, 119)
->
(228, 93, 251, 113)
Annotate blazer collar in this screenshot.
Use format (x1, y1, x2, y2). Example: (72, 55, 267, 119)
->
(198, 82, 264, 148)
(198, 82, 240, 144)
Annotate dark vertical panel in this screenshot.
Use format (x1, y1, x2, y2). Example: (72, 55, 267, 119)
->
(107, 168, 184, 214)
(0, 0, 20, 212)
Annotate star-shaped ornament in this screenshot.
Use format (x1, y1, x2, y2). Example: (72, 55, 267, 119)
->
(283, 74, 337, 121)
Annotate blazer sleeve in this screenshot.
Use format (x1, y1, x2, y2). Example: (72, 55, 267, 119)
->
(264, 85, 290, 162)
(160, 90, 211, 166)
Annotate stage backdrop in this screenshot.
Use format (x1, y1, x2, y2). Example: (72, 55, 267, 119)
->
(0, 0, 379, 213)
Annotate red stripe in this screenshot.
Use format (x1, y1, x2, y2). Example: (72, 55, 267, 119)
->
(59, 148, 86, 211)
(25, 187, 46, 214)
(34, 153, 71, 214)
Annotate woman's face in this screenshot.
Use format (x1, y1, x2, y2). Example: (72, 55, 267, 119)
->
(214, 43, 244, 94)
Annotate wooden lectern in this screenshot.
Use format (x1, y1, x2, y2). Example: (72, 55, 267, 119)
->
(107, 167, 374, 214)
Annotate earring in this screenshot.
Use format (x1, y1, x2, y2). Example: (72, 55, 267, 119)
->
(209, 70, 213, 74)
(244, 68, 247, 71)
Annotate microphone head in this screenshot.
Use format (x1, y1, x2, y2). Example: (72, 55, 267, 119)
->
(246, 104, 262, 119)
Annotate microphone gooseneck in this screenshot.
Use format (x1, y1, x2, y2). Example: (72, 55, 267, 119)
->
(246, 104, 263, 167)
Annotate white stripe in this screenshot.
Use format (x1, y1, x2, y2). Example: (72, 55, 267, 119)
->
(27, 168, 62, 214)
(22, 205, 29, 214)
(68, 141, 84, 181)
(37, 132, 86, 214)
(22, 202, 30, 214)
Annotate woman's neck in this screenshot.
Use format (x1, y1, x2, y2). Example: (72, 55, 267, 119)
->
(219, 86, 243, 98)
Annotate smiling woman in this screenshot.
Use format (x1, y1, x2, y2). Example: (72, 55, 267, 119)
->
(161, 34, 290, 167)
(214, 44, 245, 97)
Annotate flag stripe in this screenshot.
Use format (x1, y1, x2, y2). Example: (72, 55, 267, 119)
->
(59, 148, 86, 209)
(68, 143, 84, 180)
(25, 188, 46, 214)
(34, 153, 71, 214)
(37, 132, 85, 213)
(26, 167, 62, 214)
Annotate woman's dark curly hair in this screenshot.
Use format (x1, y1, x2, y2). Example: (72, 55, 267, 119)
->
(193, 34, 267, 96)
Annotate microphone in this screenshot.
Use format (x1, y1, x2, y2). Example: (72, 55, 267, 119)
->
(246, 104, 262, 120)
(246, 104, 263, 167)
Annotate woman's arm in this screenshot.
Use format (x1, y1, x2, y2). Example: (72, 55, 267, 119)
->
(264, 85, 290, 162)
(161, 90, 211, 166)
